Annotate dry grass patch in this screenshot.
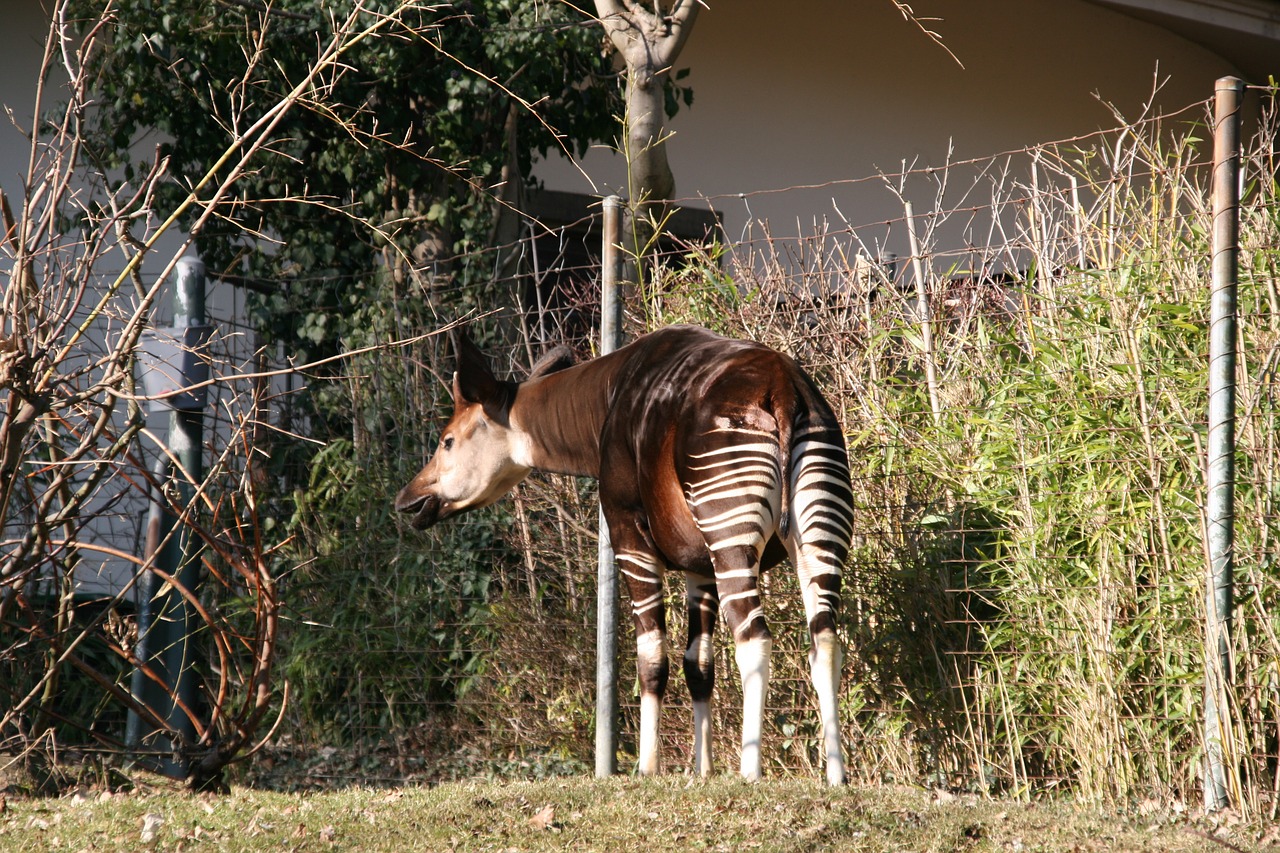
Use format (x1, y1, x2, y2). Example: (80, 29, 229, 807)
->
(0, 772, 1266, 852)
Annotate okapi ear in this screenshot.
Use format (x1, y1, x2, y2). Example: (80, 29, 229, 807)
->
(451, 328, 504, 405)
(527, 345, 576, 381)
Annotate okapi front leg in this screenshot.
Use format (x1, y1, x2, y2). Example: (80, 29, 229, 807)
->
(616, 544, 669, 776)
(683, 571, 719, 777)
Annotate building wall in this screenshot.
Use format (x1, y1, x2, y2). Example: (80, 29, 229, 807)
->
(534, 0, 1239, 238)
(0, 1, 54, 207)
(0, 2, 247, 596)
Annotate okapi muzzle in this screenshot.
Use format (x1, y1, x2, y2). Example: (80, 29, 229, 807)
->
(394, 485, 443, 530)
(396, 325, 854, 786)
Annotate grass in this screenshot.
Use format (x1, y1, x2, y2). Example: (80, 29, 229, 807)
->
(0, 772, 1267, 852)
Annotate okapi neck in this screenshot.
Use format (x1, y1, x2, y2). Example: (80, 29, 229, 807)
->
(509, 355, 619, 478)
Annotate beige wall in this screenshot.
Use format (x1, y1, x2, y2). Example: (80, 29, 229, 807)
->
(534, 0, 1238, 239)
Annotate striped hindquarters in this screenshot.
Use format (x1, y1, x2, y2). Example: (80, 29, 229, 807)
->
(685, 427, 783, 637)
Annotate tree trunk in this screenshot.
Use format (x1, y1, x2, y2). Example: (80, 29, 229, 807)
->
(593, 1, 700, 267)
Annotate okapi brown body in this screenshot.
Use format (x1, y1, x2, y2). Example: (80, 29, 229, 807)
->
(396, 324, 854, 784)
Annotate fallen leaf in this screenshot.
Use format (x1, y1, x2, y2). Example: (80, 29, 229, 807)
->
(141, 813, 165, 843)
(528, 804, 556, 831)
(320, 825, 337, 844)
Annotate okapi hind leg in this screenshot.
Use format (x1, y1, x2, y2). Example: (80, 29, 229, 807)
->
(808, 610, 846, 787)
(615, 543, 669, 777)
(786, 532, 847, 787)
(710, 544, 773, 782)
(733, 627, 772, 783)
(683, 572, 719, 777)
(685, 428, 781, 782)
(786, 424, 854, 787)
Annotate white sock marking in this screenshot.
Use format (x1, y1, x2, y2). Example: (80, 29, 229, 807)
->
(734, 636, 772, 782)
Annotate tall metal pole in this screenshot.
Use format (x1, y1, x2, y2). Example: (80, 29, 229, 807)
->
(126, 456, 171, 752)
(596, 196, 624, 777)
(126, 256, 209, 779)
(1204, 75, 1243, 814)
(165, 257, 206, 776)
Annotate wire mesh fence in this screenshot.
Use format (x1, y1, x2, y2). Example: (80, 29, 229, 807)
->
(5, 83, 1279, 810)
(228, 84, 1280, 810)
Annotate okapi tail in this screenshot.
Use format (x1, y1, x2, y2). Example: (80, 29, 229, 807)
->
(772, 387, 796, 541)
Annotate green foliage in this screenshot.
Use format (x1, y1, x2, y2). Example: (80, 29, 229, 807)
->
(635, 107, 1280, 806)
(0, 596, 133, 749)
(641, 241, 742, 333)
(281, 435, 513, 744)
(73, 0, 621, 363)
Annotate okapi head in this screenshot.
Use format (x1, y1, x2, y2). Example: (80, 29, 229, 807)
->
(394, 329, 575, 529)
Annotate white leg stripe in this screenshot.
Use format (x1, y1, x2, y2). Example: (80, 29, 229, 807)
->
(685, 634, 713, 671)
(708, 532, 767, 552)
(631, 591, 664, 614)
(810, 632, 845, 786)
(688, 441, 778, 461)
(638, 692, 662, 776)
(692, 699, 713, 777)
(687, 463, 778, 493)
(637, 629, 667, 663)
(735, 636, 772, 782)
(719, 590, 760, 607)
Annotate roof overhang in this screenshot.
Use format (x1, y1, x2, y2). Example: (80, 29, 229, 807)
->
(1087, 0, 1280, 82)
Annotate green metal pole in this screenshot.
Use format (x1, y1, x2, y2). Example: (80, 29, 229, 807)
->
(1204, 75, 1243, 813)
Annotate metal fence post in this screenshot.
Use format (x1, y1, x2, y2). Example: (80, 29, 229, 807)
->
(596, 196, 624, 777)
(1204, 75, 1244, 814)
(165, 257, 207, 777)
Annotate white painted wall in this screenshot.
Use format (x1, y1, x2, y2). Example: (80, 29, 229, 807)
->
(0, 1, 52, 207)
(534, 0, 1239, 239)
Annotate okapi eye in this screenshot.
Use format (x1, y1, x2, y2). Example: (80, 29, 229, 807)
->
(442, 436, 454, 451)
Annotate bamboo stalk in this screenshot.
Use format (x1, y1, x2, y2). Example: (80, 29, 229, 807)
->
(904, 201, 943, 429)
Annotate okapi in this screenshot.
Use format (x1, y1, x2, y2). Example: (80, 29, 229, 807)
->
(395, 324, 854, 785)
